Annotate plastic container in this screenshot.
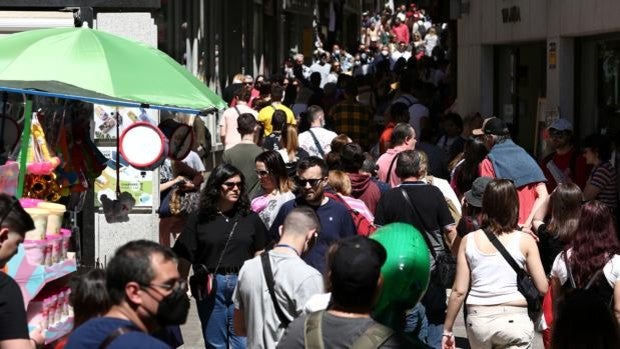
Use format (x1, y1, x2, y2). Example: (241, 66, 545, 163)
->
(24, 208, 49, 240)
(23, 240, 47, 265)
(47, 235, 62, 264)
(49, 295, 58, 326)
(37, 202, 66, 237)
(44, 239, 53, 266)
(60, 228, 72, 260)
(56, 291, 65, 323)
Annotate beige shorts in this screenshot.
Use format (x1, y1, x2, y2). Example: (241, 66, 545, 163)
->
(465, 305, 534, 349)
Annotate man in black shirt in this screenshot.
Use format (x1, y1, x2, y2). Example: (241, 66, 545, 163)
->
(0, 194, 43, 349)
(374, 150, 456, 349)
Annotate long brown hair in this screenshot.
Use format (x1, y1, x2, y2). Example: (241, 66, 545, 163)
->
(482, 179, 519, 234)
(547, 183, 581, 242)
(281, 124, 299, 160)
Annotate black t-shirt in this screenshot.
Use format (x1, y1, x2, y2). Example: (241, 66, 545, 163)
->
(0, 272, 29, 341)
(173, 210, 267, 268)
(277, 312, 409, 348)
(262, 132, 282, 151)
(536, 224, 566, 275)
(375, 182, 455, 246)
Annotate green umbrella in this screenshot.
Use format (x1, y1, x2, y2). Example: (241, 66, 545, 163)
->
(0, 27, 226, 113)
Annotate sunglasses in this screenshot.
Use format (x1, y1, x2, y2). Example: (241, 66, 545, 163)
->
(255, 170, 270, 177)
(222, 181, 243, 189)
(0, 196, 18, 228)
(295, 177, 324, 187)
(242, 82, 253, 86)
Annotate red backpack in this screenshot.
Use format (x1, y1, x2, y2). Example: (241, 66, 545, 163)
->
(325, 192, 377, 237)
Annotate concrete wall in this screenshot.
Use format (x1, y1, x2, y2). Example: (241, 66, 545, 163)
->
(457, 0, 620, 123)
(92, 12, 160, 266)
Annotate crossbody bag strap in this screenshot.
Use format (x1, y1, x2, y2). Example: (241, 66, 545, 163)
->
(563, 252, 577, 288)
(304, 311, 325, 349)
(234, 106, 241, 116)
(99, 326, 138, 349)
(307, 129, 326, 157)
(585, 268, 606, 290)
(400, 188, 437, 259)
(385, 155, 398, 184)
(261, 252, 291, 328)
(482, 228, 523, 276)
(350, 323, 394, 349)
(213, 219, 239, 274)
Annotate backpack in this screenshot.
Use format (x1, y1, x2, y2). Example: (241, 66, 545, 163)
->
(561, 252, 614, 307)
(324, 192, 377, 237)
(304, 311, 394, 349)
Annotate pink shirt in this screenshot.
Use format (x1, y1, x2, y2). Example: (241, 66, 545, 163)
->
(377, 145, 410, 188)
(339, 194, 374, 223)
(479, 158, 540, 225)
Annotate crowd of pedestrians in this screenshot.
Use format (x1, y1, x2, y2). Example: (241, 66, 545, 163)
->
(2, 5, 620, 349)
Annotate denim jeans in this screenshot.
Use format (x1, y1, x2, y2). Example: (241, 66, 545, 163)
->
(196, 273, 246, 349)
(404, 303, 443, 349)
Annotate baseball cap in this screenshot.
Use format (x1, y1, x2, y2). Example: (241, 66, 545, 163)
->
(329, 236, 387, 299)
(463, 176, 493, 208)
(548, 118, 573, 132)
(472, 117, 509, 136)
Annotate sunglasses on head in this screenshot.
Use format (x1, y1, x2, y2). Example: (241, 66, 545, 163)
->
(222, 181, 243, 189)
(294, 177, 323, 187)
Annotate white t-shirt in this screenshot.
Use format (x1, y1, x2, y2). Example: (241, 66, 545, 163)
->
(181, 150, 205, 172)
(219, 104, 258, 150)
(298, 127, 338, 159)
(550, 250, 620, 287)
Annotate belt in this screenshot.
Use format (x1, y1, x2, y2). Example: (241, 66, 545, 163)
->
(209, 266, 241, 275)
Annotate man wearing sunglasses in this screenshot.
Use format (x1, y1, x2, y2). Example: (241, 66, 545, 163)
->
(268, 157, 356, 274)
(0, 194, 45, 349)
(66, 240, 190, 349)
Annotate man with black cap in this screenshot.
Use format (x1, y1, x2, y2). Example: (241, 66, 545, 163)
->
(473, 117, 548, 230)
(540, 118, 588, 191)
(276, 236, 407, 348)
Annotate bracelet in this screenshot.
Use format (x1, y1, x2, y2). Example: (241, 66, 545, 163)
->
(442, 331, 453, 337)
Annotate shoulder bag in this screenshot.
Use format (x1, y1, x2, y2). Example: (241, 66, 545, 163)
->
(189, 219, 239, 301)
(261, 251, 291, 328)
(482, 228, 541, 321)
(307, 129, 326, 158)
(400, 188, 456, 288)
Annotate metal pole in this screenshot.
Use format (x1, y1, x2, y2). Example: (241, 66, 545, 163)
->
(16, 96, 33, 198)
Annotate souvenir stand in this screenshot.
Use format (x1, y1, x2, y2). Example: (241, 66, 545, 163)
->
(0, 27, 226, 346)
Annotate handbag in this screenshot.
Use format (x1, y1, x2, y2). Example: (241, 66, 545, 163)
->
(157, 187, 179, 218)
(482, 228, 541, 321)
(400, 188, 456, 288)
(189, 219, 239, 301)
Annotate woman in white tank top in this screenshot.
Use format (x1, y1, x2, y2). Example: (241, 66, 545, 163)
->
(442, 179, 548, 349)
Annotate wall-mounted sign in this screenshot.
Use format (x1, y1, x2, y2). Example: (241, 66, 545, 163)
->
(501, 6, 521, 23)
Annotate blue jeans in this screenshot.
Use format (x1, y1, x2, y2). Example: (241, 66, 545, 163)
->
(404, 303, 443, 349)
(196, 273, 246, 349)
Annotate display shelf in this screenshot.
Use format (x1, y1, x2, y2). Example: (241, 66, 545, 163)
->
(26, 317, 74, 345)
(7, 245, 76, 306)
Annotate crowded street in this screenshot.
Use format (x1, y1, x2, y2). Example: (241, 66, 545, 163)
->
(0, 1, 619, 349)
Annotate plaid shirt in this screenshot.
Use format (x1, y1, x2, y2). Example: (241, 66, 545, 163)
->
(330, 99, 373, 149)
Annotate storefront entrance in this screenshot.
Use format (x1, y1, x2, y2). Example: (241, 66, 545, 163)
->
(494, 42, 546, 154)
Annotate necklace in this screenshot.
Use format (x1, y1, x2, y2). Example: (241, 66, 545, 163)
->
(274, 243, 300, 256)
(217, 210, 231, 222)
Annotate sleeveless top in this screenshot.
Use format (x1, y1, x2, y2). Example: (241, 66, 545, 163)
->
(466, 230, 527, 305)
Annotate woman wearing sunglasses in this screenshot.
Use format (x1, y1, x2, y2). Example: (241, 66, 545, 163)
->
(173, 163, 268, 349)
(251, 151, 295, 230)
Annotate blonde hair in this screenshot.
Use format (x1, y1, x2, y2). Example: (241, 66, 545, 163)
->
(281, 124, 299, 160)
(328, 170, 352, 196)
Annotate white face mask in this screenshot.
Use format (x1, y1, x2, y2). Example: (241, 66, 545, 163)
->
(381, 50, 389, 56)
(334, 50, 340, 56)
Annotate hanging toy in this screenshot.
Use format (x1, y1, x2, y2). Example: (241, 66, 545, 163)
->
(26, 112, 61, 175)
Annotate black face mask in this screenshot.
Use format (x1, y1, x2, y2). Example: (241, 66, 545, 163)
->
(151, 287, 190, 326)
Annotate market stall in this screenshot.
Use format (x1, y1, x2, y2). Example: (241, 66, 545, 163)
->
(0, 26, 225, 346)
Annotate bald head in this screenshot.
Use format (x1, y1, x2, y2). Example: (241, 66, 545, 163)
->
(282, 207, 320, 237)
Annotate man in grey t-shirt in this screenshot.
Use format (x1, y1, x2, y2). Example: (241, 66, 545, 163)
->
(233, 207, 324, 349)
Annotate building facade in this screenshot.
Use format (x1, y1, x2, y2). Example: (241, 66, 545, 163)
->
(457, 0, 620, 153)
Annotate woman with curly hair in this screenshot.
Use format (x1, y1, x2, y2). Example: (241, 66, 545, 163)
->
(251, 150, 295, 229)
(173, 163, 267, 349)
(550, 200, 620, 322)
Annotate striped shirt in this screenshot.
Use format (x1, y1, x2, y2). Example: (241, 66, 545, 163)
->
(589, 161, 617, 208)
